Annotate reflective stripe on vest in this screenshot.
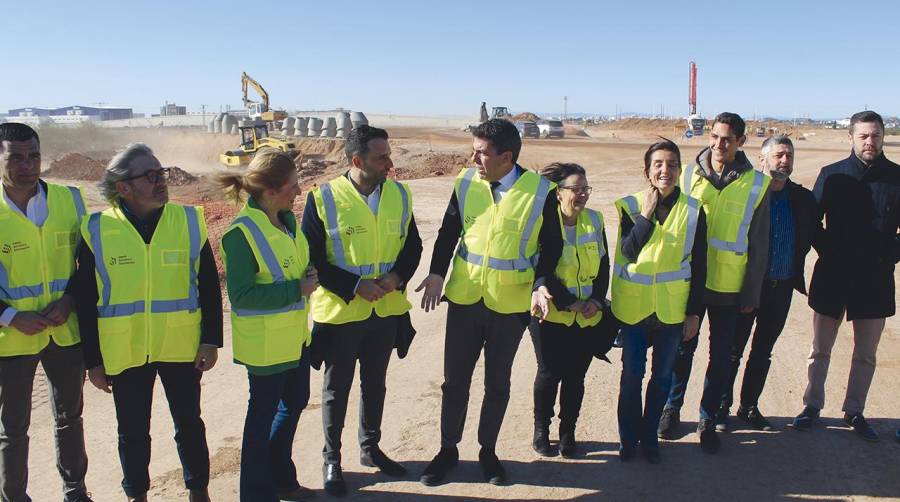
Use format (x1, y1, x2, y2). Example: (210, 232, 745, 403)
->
(708, 170, 766, 254)
(319, 181, 410, 276)
(88, 206, 202, 318)
(230, 214, 306, 317)
(613, 194, 699, 286)
(68, 186, 86, 221)
(455, 169, 551, 271)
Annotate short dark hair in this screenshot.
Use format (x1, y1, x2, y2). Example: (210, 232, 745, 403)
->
(850, 110, 884, 132)
(643, 138, 681, 171)
(713, 112, 746, 138)
(0, 122, 40, 148)
(540, 162, 585, 184)
(345, 124, 389, 163)
(473, 119, 522, 163)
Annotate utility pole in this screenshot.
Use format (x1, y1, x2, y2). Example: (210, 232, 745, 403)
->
(563, 96, 568, 121)
(201, 104, 206, 129)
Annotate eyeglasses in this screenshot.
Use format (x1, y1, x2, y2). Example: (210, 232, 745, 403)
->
(121, 168, 171, 184)
(558, 185, 592, 195)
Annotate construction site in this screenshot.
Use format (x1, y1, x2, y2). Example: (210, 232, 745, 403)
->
(15, 65, 900, 501)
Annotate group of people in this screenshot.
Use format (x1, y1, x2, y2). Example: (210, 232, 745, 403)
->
(0, 110, 896, 501)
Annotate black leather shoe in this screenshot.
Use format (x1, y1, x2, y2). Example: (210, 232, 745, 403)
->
(420, 447, 458, 486)
(361, 447, 407, 476)
(737, 405, 775, 431)
(532, 425, 557, 457)
(657, 407, 680, 439)
(323, 463, 346, 496)
(478, 447, 506, 485)
(558, 427, 577, 459)
(698, 419, 720, 454)
(791, 406, 819, 431)
(714, 406, 729, 432)
(843, 413, 879, 442)
(618, 444, 636, 462)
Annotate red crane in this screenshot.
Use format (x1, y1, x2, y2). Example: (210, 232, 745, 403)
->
(688, 61, 697, 116)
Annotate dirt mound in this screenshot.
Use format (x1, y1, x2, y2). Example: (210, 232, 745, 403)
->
(43, 153, 109, 180)
(393, 152, 467, 179)
(167, 166, 198, 186)
(564, 125, 590, 137)
(511, 112, 541, 122)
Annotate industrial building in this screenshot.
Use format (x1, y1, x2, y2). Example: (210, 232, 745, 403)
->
(160, 102, 187, 116)
(6, 105, 133, 125)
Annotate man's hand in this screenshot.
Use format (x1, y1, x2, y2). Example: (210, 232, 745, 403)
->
(10, 312, 52, 335)
(641, 187, 660, 220)
(87, 365, 111, 393)
(581, 299, 601, 319)
(531, 286, 554, 322)
(300, 266, 319, 297)
(683, 314, 700, 341)
(356, 279, 387, 302)
(567, 300, 588, 314)
(40, 295, 75, 326)
(415, 273, 444, 312)
(375, 272, 401, 294)
(194, 344, 218, 372)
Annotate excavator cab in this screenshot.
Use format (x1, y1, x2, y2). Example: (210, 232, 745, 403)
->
(491, 107, 510, 119)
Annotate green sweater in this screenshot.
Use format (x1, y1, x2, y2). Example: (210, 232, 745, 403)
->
(222, 198, 304, 375)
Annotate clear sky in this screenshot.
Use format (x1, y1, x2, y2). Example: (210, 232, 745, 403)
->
(4, 0, 897, 119)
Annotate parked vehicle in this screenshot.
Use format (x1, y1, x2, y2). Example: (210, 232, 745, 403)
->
(538, 119, 565, 138)
(515, 121, 540, 138)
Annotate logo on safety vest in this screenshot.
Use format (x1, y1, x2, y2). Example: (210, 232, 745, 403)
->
(344, 225, 367, 236)
(3, 241, 29, 253)
(465, 215, 476, 225)
(282, 256, 296, 269)
(109, 255, 135, 266)
(1, 244, 10, 254)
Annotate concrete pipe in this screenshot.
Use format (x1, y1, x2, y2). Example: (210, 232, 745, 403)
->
(307, 118, 322, 137)
(230, 124, 238, 134)
(295, 117, 308, 137)
(350, 111, 368, 129)
(282, 116, 295, 136)
(213, 113, 223, 133)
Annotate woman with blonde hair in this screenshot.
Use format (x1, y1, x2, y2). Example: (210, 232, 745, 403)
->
(219, 150, 319, 502)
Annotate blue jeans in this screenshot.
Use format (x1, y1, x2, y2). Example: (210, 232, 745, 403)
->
(665, 305, 739, 420)
(617, 322, 682, 451)
(240, 352, 310, 502)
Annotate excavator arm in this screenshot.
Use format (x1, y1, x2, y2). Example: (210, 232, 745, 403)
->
(241, 71, 269, 110)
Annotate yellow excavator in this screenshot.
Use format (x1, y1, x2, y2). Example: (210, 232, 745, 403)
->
(242, 71, 288, 123)
(219, 121, 299, 167)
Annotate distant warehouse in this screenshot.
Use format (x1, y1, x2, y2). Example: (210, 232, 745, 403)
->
(6, 105, 133, 125)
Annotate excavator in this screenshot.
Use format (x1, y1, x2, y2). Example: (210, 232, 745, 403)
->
(242, 72, 288, 123)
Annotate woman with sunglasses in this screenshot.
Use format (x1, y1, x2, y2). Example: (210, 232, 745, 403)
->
(612, 139, 707, 464)
(530, 162, 609, 458)
(219, 149, 319, 502)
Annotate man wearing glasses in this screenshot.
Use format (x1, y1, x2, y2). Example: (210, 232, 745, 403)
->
(0, 122, 93, 502)
(72, 143, 223, 502)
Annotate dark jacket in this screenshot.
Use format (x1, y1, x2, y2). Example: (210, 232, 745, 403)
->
(809, 152, 900, 320)
(778, 180, 820, 295)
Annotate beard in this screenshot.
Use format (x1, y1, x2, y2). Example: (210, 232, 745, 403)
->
(769, 169, 790, 181)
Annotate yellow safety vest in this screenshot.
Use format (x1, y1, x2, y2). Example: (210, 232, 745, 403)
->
(81, 203, 206, 375)
(0, 183, 85, 356)
(543, 207, 606, 328)
(224, 204, 311, 367)
(444, 167, 552, 314)
(680, 165, 769, 293)
(310, 175, 412, 324)
(611, 190, 700, 325)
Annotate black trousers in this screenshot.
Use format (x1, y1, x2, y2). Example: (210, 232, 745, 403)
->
(529, 319, 594, 430)
(440, 301, 528, 450)
(723, 280, 794, 410)
(111, 362, 209, 498)
(320, 313, 397, 464)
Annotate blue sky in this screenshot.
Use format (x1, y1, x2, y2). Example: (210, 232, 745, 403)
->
(5, 0, 897, 118)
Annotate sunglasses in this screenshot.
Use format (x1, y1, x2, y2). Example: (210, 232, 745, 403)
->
(121, 167, 171, 184)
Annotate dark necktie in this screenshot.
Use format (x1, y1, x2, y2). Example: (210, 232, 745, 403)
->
(490, 181, 501, 203)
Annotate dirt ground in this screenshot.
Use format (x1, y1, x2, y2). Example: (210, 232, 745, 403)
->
(24, 124, 900, 501)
